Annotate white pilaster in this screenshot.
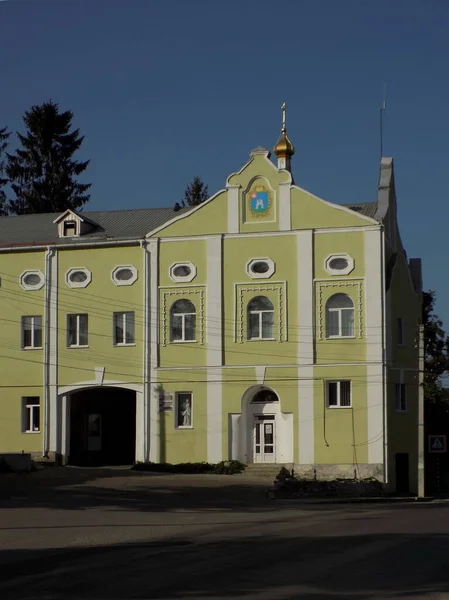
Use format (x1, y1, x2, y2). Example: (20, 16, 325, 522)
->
(297, 230, 315, 464)
(47, 249, 59, 455)
(148, 238, 160, 463)
(226, 185, 240, 234)
(365, 227, 384, 464)
(207, 368, 223, 463)
(278, 182, 291, 231)
(207, 235, 223, 462)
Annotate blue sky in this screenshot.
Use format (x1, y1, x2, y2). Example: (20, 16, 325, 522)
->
(1, 0, 448, 323)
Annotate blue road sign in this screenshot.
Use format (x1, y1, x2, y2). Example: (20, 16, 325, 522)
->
(429, 435, 447, 453)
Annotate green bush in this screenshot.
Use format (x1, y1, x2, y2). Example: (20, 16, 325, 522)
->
(132, 460, 246, 475)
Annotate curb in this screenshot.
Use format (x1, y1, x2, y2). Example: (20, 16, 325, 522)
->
(270, 495, 442, 505)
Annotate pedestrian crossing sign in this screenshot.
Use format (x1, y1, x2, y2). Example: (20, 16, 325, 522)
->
(429, 435, 447, 453)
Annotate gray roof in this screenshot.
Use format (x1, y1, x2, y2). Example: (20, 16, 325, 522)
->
(341, 202, 378, 219)
(0, 200, 379, 247)
(0, 207, 188, 246)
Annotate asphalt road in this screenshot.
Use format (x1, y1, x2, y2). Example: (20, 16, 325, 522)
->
(1, 467, 449, 599)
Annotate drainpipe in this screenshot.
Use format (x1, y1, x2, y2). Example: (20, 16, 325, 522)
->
(43, 246, 56, 458)
(380, 226, 388, 486)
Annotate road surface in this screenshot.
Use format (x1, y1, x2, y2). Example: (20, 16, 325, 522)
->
(1, 467, 448, 599)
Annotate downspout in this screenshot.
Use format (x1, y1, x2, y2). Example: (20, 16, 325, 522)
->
(140, 240, 149, 462)
(43, 246, 56, 458)
(380, 225, 388, 486)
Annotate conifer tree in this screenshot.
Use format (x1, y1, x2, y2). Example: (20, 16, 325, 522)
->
(0, 126, 10, 216)
(6, 101, 91, 214)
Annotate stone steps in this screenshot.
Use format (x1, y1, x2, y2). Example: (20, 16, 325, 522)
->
(244, 463, 294, 478)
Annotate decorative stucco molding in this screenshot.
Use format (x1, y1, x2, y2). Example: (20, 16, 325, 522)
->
(316, 279, 363, 340)
(160, 287, 205, 346)
(235, 282, 287, 343)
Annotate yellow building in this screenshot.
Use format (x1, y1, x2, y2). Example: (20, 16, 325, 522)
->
(0, 117, 422, 492)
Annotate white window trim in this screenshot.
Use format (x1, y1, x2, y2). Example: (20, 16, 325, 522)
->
(22, 315, 43, 350)
(324, 253, 355, 276)
(175, 391, 193, 429)
(67, 314, 88, 348)
(65, 267, 92, 289)
(23, 398, 40, 433)
(248, 308, 275, 341)
(113, 311, 135, 346)
(246, 257, 275, 280)
(171, 311, 197, 343)
(169, 261, 197, 283)
(111, 265, 138, 286)
(395, 383, 407, 413)
(326, 306, 355, 339)
(20, 270, 45, 291)
(326, 380, 352, 408)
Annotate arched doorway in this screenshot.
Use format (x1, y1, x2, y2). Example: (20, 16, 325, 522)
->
(229, 385, 293, 465)
(69, 387, 136, 466)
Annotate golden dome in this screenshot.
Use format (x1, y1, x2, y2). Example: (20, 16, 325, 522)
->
(273, 130, 295, 158)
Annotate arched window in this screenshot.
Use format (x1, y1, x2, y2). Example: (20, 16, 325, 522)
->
(247, 296, 274, 340)
(170, 299, 196, 342)
(326, 294, 354, 338)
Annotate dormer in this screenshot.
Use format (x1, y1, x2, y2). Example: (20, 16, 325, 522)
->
(53, 209, 98, 238)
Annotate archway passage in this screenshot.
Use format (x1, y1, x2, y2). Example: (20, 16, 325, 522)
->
(69, 387, 136, 466)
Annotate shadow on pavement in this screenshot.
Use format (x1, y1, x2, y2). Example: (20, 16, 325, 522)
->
(1, 532, 449, 599)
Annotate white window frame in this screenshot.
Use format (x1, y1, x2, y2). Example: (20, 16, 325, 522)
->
(111, 265, 138, 286)
(113, 311, 135, 346)
(22, 397, 40, 433)
(324, 253, 355, 276)
(395, 383, 407, 412)
(21, 315, 43, 349)
(246, 257, 275, 280)
(175, 392, 193, 429)
(66, 267, 92, 289)
(67, 313, 88, 348)
(247, 297, 275, 341)
(169, 261, 197, 283)
(326, 380, 352, 408)
(63, 221, 78, 237)
(20, 270, 45, 291)
(326, 295, 355, 338)
(170, 300, 197, 343)
(397, 317, 405, 347)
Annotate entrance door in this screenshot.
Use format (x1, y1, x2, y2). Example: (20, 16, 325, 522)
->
(86, 413, 102, 452)
(395, 453, 409, 494)
(253, 415, 275, 463)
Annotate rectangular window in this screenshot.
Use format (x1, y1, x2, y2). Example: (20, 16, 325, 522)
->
(395, 383, 407, 412)
(22, 397, 40, 433)
(175, 392, 193, 428)
(397, 318, 404, 346)
(326, 380, 351, 408)
(113, 312, 135, 345)
(21, 315, 42, 349)
(67, 314, 88, 347)
(63, 221, 77, 237)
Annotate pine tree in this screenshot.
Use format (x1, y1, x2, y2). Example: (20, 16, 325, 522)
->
(6, 101, 91, 214)
(0, 127, 10, 216)
(175, 176, 209, 210)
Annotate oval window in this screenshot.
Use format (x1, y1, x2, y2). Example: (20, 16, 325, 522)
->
(115, 268, 134, 281)
(24, 273, 42, 286)
(251, 261, 270, 274)
(173, 265, 192, 278)
(329, 257, 349, 271)
(69, 270, 88, 283)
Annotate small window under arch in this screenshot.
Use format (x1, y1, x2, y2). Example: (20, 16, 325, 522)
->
(247, 296, 274, 340)
(326, 293, 354, 338)
(170, 299, 196, 342)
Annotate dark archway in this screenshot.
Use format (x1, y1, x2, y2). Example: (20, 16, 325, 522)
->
(69, 387, 136, 466)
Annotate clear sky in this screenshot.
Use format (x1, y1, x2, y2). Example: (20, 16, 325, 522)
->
(1, 0, 448, 323)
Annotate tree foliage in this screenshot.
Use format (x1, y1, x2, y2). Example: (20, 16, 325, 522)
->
(423, 290, 449, 404)
(0, 126, 10, 216)
(6, 101, 91, 214)
(174, 176, 209, 211)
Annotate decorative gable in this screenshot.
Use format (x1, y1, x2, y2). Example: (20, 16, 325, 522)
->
(53, 209, 98, 238)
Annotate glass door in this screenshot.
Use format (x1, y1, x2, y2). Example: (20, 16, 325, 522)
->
(253, 415, 275, 463)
